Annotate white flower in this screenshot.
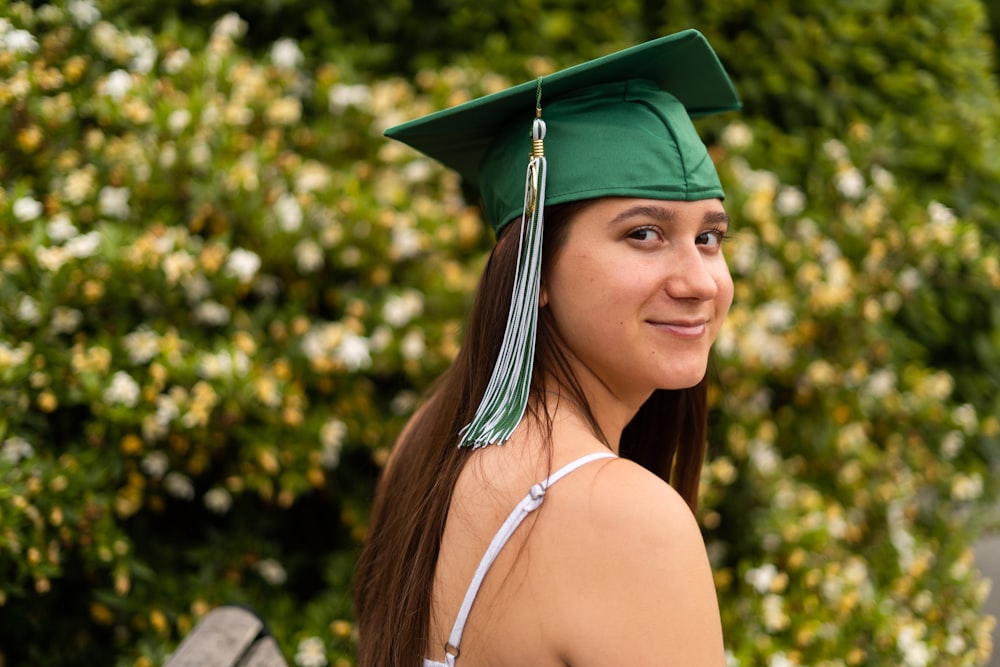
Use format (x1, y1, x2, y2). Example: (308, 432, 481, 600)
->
(898, 267, 921, 293)
(745, 563, 778, 594)
(952, 403, 978, 433)
(99, 186, 130, 219)
(749, 439, 780, 476)
(141, 451, 170, 478)
(183, 274, 212, 303)
(834, 167, 865, 200)
(940, 430, 963, 460)
(256, 558, 287, 586)
(369, 325, 391, 353)
(775, 186, 806, 216)
(295, 162, 331, 193)
(945, 634, 966, 655)
(871, 165, 896, 191)
(319, 419, 346, 469)
(104, 371, 141, 407)
(64, 231, 101, 258)
(951, 473, 983, 501)
(125, 33, 156, 73)
(163, 48, 191, 75)
(402, 160, 433, 183)
(887, 500, 915, 571)
(391, 226, 422, 259)
(61, 168, 92, 205)
(294, 637, 327, 667)
(16, 295, 41, 325)
(328, 83, 372, 113)
(897, 623, 931, 667)
(101, 69, 133, 100)
(212, 12, 246, 40)
(270, 38, 303, 70)
(204, 487, 233, 514)
(391, 390, 417, 416)
(927, 200, 956, 227)
(162, 251, 195, 284)
(274, 194, 303, 232)
(68, 0, 101, 27)
(382, 290, 424, 327)
(35, 246, 68, 272)
(822, 139, 849, 161)
(294, 239, 323, 274)
(401, 330, 425, 360)
(164, 472, 195, 500)
(143, 395, 180, 441)
(197, 350, 250, 379)
(13, 196, 43, 222)
(1, 436, 34, 464)
(123, 328, 160, 364)
(194, 301, 231, 326)
(336, 332, 371, 371)
(761, 594, 788, 632)
(2, 29, 38, 55)
(760, 300, 794, 331)
(167, 109, 192, 134)
(720, 122, 752, 150)
(224, 248, 261, 283)
(301, 322, 343, 361)
(767, 653, 794, 667)
(50, 307, 83, 335)
(865, 368, 897, 399)
(46, 214, 78, 242)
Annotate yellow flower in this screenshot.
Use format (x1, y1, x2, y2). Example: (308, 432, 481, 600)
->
(330, 619, 353, 638)
(37, 391, 57, 412)
(120, 434, 144, 455)
(150, 609, 169, 634)
(17, 126, 43, 152)
(91, 602, 115, 626)
(63, 55, 88, 84)
(266, 97, 302, 125)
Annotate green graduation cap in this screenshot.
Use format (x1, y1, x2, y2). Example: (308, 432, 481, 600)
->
(385, 28, 741, 448)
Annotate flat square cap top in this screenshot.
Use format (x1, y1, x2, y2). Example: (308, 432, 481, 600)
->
(386, 29, 741, 231)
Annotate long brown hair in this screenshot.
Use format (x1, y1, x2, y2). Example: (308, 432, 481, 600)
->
(353, 201, 711, 666)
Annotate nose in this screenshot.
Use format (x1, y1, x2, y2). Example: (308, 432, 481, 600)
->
(664, 245, 719, 301)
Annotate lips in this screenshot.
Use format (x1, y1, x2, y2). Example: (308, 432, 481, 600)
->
(648, 319, 708, 339)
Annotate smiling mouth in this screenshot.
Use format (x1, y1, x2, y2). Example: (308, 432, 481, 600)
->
(649, 321, 708, 339)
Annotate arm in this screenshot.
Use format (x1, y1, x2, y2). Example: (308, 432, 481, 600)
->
(548, 459, 725, 666)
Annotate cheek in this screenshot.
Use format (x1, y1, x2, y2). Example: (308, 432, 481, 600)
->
(716, 266, 735, 315)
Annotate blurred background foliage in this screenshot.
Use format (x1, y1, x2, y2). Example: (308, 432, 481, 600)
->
(0, 0, 998, 665)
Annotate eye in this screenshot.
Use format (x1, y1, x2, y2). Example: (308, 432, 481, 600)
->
(696, 227, 727, 248)
(627, 226, 661, 242)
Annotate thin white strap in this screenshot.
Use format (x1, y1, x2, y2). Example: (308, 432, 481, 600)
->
(443, 451, 616, 664)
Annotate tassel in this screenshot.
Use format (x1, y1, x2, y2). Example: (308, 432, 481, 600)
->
(460, 92, 547, 448)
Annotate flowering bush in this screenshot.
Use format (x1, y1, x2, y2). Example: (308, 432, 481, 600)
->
(705, 129, 999, 666)
(0, 1, 997, 666)
(0, 3, 496, 664)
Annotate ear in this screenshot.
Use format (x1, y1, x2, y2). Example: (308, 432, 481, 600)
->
(538, 282, 549, 308)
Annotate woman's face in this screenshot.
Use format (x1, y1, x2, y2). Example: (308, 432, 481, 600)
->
(540, 197, 734, 405)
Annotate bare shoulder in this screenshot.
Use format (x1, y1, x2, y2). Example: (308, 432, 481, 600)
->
(577, 456, 699, 532)
(539, 457, 726, 666)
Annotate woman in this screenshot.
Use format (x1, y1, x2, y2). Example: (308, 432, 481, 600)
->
(354, 29, 741, 666)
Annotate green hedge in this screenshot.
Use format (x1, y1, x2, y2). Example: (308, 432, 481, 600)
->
(1, 1, 997, 665)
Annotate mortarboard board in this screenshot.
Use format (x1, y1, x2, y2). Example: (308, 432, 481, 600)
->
(384, 28, 741, 447)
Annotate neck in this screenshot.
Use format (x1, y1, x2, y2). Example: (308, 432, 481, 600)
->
(541, 378, 650, 455)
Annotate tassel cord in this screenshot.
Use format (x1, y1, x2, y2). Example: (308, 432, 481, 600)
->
(460, 118, 547, 447)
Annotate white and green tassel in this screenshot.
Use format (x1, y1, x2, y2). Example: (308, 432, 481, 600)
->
(460, 103, 547, 448)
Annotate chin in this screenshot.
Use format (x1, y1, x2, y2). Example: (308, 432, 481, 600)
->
(656, 365, 708, 390)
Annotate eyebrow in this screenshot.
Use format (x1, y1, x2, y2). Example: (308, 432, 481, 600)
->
(608, 204, 731, 227)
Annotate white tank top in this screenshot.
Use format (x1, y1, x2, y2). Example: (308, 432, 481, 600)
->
(423, 451, 617, 667)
